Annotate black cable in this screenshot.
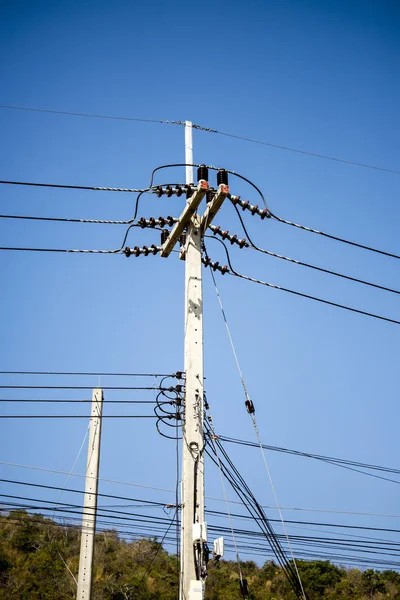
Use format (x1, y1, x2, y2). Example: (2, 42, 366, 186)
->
(0, 104, 184, 126)
(205, 236, 400, 326)
(0, 398, 156, 404)
(3, 497, 399, 569)
(0, 415, 162, 419)
(0, 384, 178, 395)
(0, 214, 137, 225)
(191, 123, 400, 175)
(204, 420, 306, 599)
(232, 206, 400, 295)
(268, 211, 400, 261)
(0, 179, 148, 193)
(217, 435, 400, 477)
(4, 104, 397, 174)
(3, 477, 400, 537)
(0, 370, 174, 376)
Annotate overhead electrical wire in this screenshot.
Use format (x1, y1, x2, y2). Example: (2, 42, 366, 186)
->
(0, 370, 175, 377)
(268, 210, 400, 261)
(232, 206, 400, 296)
(0, 179, 148, 193)
(0, 414, 162, 419)
(206, 236, 400, 326)
(3, 477, 400, 537)
(3, 496, 399, 561)
(217, 435, 400, 478)
(3, 508, 398, 570)
(204, 423, 308, 600)
(0, 399, 159, 404)
(3, 459, 399, 519)
(205, 263, 306, 598)
(2, 104, 399, 175)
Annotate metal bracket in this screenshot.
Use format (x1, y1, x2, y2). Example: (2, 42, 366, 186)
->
(200, 184, 230, 234)
(161, 180, 209, 258)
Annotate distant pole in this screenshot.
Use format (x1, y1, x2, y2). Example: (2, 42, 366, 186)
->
(76, 388, 103, 600)
(180, 121, 206, 600)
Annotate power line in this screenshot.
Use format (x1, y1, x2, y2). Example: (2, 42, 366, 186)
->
(0, 414, 162, 419)
(2, 105, 398, 175)
(0, 399, 158, 404)
(231, 206, 400, 295)
(3, 460, 400, 520)
(0, 370, 175, 377)
(0, 179, 148, 193)
(268, 211, 400, 261)
(193, 124, 400, 175)
(206, 236, 400, 326)
(0, 214, 137, 225)
(0, 104, 184, 126)
(217, 435, 400, 478)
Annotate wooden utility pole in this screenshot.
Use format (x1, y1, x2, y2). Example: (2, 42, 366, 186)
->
(76, 388, 103, 600)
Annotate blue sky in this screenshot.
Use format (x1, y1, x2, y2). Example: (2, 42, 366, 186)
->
(0, 0, 399, 572)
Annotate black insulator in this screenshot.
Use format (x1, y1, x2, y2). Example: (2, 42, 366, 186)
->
(133, 246, 141, 257)
(139, 217, 147, 228)
(176, 185, 183, 197)
(150, 244, 158, 255)
(166, 215, 174, 226)
(142, 246, 149, 256)
(212, 261, 219, 272)
(220, 265, 228, 275)
(217, 169, 228, 186)
(149, 217, 156, 227)
(156, 186, 163, 198)
(245, 399, 255, 414)
(175, 384, 183, 393)
(179, 232, 187, 247)
(206, 189, 215, 204)
(161, 229, 170, 244)
(240, 578, 250, 597)
(124, 246, 132, 258)
(158, 217, 166, 227)
(197, 164, 209, 182)
(238, 238, 247, 249)
(186, 185, 194, 199)
(175, 371, 183, 379)
(166, 185, 173, 197)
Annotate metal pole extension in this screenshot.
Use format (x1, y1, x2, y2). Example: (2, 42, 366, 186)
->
(180, 122, 206, 600)
(77, 388, 103, 600)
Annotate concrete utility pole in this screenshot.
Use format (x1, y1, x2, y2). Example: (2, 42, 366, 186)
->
(180, 121, 206, 600)
(159, 121, 229, 599)
(76, 388, 103, 600)
(159, 122, 230, 600)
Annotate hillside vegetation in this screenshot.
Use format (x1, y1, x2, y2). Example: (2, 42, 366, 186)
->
(1, 511, 399, 599)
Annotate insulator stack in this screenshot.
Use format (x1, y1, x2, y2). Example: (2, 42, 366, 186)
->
(153, 184, 193, 197)
(229, 195, 271, 219)
(217, 169, 228, 186)
(161, 229, 170, 244)
(206, 189, 215, 204)
(124, 245, 162, 258)
(202, 256, 228, 275)
(209, 225, 248, 248)
(138, 216, 178, 228)
(197, 164, 209, 182)
(179, 232, 187, 248)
